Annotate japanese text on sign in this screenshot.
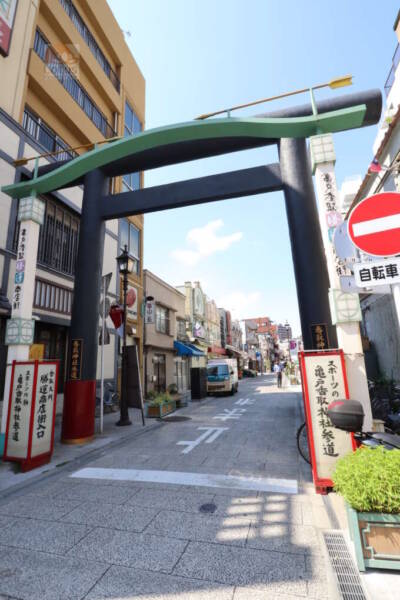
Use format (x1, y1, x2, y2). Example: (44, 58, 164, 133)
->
(69, 338, 83, 380)
(5, 363, 35, 459)
(300, 352, 353, 482)
(12, 227, 27, 312)
(31, 363, 57, 458)
(310, 323, 329, 350)
(354, 258, 400, 288)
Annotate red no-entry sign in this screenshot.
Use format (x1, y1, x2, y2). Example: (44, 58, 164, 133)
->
(348, 192, 400, 257)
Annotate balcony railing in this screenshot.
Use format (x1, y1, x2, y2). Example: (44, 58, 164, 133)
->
(22, 108, 78, 162)
(34, 29, 116, 139)
(384, 43, 400, 97)
(59, 0, 120, 93)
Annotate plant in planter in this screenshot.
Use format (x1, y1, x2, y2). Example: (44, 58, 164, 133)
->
(333, 446, 400, 571)
(146, 392, 176, 418)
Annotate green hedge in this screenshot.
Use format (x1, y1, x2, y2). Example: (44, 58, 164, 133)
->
(333, 447, 400, 514)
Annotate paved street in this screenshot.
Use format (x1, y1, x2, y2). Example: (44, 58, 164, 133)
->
(0, 375, 337, 600)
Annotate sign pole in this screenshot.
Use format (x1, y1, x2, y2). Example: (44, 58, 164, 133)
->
(392, 283, 400, 330)
(135, 344, 146, 426)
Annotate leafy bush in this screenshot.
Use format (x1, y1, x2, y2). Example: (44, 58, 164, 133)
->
(167, 383, 178, 395)
(333, 447, 400, 514)
(148, 392, 172, 406)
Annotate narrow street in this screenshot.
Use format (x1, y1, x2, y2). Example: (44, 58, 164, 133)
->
(0, 375, 335, 600)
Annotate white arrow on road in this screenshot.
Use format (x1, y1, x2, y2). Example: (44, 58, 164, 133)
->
(176, 427, 228, 454)
(235, 398, 255, 406)
(213, 408, 246, 421)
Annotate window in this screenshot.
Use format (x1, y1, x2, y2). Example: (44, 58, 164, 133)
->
(122, 101, 142, 192)
(15, 198, 80, 276)
(119, 220, 140, 274)
(156, 305, 169, 335)
(34, 278, 73, 314)
(177, 319, 186, 340)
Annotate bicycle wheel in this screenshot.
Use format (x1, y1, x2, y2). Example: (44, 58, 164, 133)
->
(297, 421, 311, 464)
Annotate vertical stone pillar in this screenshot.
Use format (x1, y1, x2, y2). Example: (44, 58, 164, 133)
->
(0, 196, 45, 454)
(310, 134, 372, 430)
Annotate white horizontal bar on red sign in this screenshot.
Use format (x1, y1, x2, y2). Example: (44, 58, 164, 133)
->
(353, 214, 400, 237)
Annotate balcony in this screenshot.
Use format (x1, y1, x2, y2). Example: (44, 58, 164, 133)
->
(384, 43, 400, 97)
(34, 28, 116, 139)
(59, 0, 120, 93)
(22, 108, 78, 162)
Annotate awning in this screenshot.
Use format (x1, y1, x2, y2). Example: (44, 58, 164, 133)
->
(225, 345, 244, 357)
(174, 340, 205, 356)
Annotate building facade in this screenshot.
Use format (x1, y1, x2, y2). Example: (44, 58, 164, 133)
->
(277, 322, 293, 342)
(0, 0, 145, 413)
(230, 319, 243, 351)
(205, 297, 221, 351)
(345, 11, 400, 382)
(143, 271, 189, 396)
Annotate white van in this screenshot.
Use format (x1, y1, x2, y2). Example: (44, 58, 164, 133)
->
(207, 359, 239, 395)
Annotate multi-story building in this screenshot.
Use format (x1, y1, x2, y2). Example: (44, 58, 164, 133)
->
(219, 308, 232, 348)
(0, 0, 145, 411)
(277, 321, 292, 341)
(231, 319, 243, 351)
(176, 282, 207, 347)
(205, 297, 221, 351)
(143, 271, 189, 396)
(343, 10, 400, 382)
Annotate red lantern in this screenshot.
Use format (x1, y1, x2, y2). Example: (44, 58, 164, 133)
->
(109, 303, 124, 330)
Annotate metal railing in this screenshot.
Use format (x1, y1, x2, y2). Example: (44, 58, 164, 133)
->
(384, 43, 400, 97)
(59, 0, 120, 92)
(34, 29, 116, 139)
(22, 109, 78, 162)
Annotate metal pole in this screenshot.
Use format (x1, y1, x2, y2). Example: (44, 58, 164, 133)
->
(135, 344, 146, 426)
(100, 277, 105, 434)
(116, 267, 131, 426)
(392, 283, 400, 330)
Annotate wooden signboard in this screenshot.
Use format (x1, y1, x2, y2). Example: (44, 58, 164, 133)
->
(299, 350, 356, 494)
(4, 360, 59, 472)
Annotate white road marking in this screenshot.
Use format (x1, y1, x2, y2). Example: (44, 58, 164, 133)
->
(235, 398, 255, 406)
(176, 427, 228, 454)
(214, 408, 246, 421)
(352, 213, 400, 237)
(70, 467, 298, 494)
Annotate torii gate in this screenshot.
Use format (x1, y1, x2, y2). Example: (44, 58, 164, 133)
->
(2, 88, 382, 444)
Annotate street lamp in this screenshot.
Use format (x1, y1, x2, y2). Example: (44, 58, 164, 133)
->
(116, 244, 135, 427)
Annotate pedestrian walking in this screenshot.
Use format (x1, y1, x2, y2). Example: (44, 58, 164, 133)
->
(273, 362, 282, 388)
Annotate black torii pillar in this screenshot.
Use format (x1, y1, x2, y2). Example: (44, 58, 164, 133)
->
(62, 168, 108, 443)
(279, 137, 337, 350)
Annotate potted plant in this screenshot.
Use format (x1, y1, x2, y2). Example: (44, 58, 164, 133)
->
(333, 446, 400, 572)
(146, 392, 176, 418)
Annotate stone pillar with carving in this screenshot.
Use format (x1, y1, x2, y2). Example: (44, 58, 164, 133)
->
(0, 196, 45, 454)
(310, 134, 372, 430)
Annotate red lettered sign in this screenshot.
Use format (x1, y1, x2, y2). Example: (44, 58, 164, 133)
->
(348, 192, 400, 257)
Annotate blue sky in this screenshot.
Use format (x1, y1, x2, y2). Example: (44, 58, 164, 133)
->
(109, 0, 398, 335)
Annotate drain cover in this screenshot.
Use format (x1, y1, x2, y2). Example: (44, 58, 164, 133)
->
(161, 416, 192, 422)
(323, 531, 367, 600)
(199, 503, 217, 514)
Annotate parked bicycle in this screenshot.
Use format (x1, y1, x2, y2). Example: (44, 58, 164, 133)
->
(296, 421, 310, 464)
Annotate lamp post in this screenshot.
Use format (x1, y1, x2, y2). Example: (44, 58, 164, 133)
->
(116, 245, 135, 427)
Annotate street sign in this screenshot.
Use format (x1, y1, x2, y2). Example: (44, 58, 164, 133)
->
(333, 222, 358, 262)
(102, 272, 113, 294)
(348, 192, 400, 257)
(354, 257, 400, 288)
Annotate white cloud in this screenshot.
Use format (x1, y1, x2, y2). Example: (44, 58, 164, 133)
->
(171, 219, 243, 266)
(215, 290, 263, 321)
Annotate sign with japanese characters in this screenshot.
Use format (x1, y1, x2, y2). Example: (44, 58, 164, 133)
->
(354, 258, 400, 288)
(126, 286, 138, 320)
(4, 360, 59, 470)
(144, 299, 155, 324)
(310, 323, 329, 350)
(4, 363, 35, 459)
(31, 363, 57, 458)
(0, 0, 18, 56)
(299, 350, 355, 491)
(69, 339, 83, 380)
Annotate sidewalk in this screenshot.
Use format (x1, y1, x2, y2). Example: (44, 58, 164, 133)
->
(0, 406, 160, 494)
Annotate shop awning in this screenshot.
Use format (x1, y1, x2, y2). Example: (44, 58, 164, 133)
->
(174, 340, 205, 356)
(225, 345, 244, 357)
